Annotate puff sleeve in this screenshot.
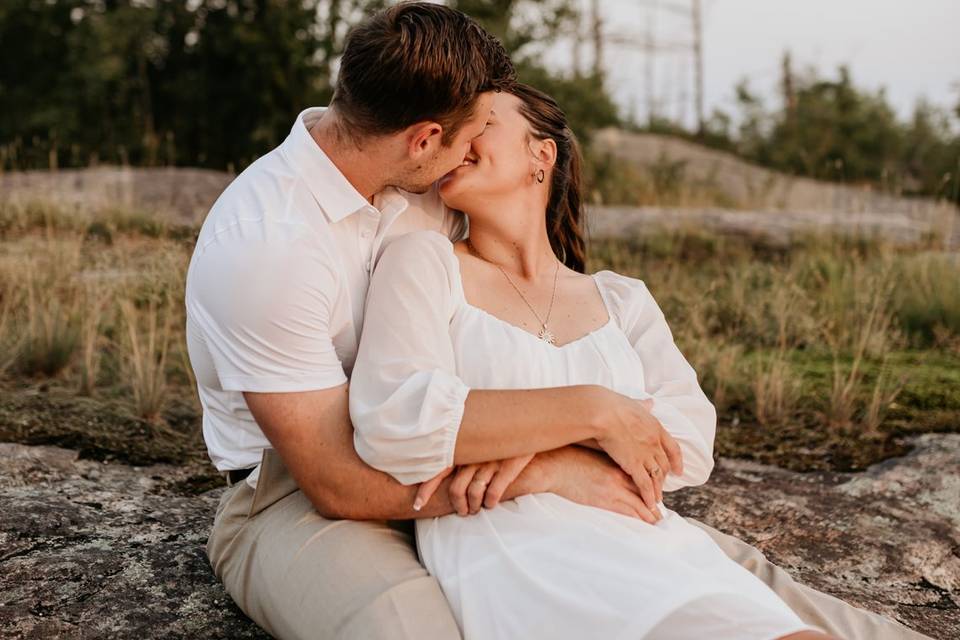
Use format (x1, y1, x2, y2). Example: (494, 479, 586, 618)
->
(349, 231, 470, 485)
(596, 271, 717, 491)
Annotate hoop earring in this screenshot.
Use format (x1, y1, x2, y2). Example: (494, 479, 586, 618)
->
(535, 169, 545, 184)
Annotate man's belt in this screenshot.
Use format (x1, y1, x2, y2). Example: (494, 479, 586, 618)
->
(227, 467, 255, 485)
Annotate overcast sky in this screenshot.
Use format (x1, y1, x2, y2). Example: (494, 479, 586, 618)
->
(546, 0, 960, 128)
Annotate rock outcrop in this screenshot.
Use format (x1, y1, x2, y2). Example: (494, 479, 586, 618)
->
(1, 434, 956, 639)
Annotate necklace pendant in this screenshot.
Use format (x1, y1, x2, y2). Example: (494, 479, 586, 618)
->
(538, 326, 556, 344)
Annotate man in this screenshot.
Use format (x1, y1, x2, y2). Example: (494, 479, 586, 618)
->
(185, 3, 928, 639)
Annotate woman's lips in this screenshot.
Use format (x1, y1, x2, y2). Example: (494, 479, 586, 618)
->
(442, 159, 476, 179)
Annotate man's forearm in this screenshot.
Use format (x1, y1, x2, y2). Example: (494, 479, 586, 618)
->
(273, 389, 549, 520)
(317, 447, 551, 520)
(246, 384, 556, 521)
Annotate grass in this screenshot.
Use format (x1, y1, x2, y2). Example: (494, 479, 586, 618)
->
(588, 227, 960, 471)
(0, 199, 957, 475)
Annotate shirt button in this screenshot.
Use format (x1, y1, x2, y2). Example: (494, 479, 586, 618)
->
(360, 229, 372, 239)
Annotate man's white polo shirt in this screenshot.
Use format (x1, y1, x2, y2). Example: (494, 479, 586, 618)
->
(184, 107, 466, 485)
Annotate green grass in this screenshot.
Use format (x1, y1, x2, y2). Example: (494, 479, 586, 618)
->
(0, 200, 957, 474)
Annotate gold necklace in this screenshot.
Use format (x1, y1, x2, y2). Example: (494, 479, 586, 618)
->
(466, 238, 560, 344)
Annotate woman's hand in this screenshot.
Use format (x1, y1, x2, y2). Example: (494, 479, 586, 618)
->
(591, 389, 683, 514)
(414, 454, 536, 515)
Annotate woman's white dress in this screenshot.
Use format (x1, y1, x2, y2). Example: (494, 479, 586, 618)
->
(349, 231, 823, 639)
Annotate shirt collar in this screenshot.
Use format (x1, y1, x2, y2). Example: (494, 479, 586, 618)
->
(280, 106, 371, 223)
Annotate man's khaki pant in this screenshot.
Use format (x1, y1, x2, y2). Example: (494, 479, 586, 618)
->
(207, 450, 930, 640)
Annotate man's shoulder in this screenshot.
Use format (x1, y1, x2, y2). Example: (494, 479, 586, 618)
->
(197, 149, 327, 245)
(209, 148, 299, 215)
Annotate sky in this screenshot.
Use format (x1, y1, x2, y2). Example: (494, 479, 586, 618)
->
(544, 0, 960, 128)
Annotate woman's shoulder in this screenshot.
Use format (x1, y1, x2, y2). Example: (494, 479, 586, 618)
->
(378, 230, 457, 269)
(591, 269, 658, 327)
(373, 230, 463, 301)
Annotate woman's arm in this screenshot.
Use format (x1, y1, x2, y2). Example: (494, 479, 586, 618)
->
(349, 232, 678, 514)
(611, 274, 717, 490)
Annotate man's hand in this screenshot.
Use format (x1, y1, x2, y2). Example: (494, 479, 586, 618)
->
(415, 454, 536, 516)
(413, 445, 666, 525)
(542, 446, 663, 523)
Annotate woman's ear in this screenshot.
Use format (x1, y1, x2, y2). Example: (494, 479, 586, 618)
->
(534, 137, 558, 168)
(406, 121, 444, 160)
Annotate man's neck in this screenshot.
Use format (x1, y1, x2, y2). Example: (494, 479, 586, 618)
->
(309, 108, 389, 202)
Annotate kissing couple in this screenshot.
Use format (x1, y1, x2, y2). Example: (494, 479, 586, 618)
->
(185, 3, 929, 639)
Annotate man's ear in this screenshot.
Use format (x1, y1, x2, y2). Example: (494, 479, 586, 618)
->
(406, 121, 444, 159)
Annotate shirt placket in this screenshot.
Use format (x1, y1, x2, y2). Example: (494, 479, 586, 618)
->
(359, 205, 380, 275)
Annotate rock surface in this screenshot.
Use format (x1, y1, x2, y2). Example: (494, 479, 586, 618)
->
(1, 435, 956, 639)
(3, 165, 957, 248)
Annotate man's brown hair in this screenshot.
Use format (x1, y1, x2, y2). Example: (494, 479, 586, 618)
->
(331, 2, 515, 145)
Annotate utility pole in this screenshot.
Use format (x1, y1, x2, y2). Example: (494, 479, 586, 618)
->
(591, 0, 604, 81)
(645, 1, 658, 125)
(570, 0, 582, 77)
(691, 0, 705, 135)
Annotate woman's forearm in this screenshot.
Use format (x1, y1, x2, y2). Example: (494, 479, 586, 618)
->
(453, 385, 609, 465)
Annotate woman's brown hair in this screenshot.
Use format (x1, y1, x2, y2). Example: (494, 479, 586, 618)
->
(510, 83, 588, 273)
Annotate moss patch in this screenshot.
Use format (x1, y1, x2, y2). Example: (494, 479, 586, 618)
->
(0, 387, 204, 466)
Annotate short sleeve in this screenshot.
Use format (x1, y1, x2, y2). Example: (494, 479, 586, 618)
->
(185, 225, 347, 393)
(349, 231, 471, 485)
(596, 271, 717, 491)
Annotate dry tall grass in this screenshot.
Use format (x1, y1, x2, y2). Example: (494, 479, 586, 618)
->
(1, 201, 191, 423)
(1, 199, 958, 447)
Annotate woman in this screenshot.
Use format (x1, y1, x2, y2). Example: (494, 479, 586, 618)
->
(348, 84, 834, 640)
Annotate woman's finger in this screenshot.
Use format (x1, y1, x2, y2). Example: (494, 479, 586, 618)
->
(467, 462, 499, 514)
(484, 453, 535, 509)
(653, 450, 671, 500)
(661, 430, 684, 475)
(617, 495, 658, 524)
(629, 468, 661, 520)
(653, 449, 670, 479)
(449, 464, 480, 516)
(414, 465, 454, 512)
(623, 486, 661, 524)
(646, 461, 664, 503)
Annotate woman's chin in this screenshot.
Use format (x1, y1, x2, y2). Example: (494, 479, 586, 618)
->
(438, 172, 470, 208)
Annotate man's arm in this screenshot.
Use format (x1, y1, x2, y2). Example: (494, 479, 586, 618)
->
(243, 384, 551, 520)
(245, 384, 659, 522)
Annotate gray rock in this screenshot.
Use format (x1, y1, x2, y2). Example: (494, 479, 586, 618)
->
(1, 436, 956, 639)
(0, 443, 267, 639)
(668, 433, 959, 639)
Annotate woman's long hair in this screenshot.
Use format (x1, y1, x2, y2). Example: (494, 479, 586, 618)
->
(510, 83, 587, 273)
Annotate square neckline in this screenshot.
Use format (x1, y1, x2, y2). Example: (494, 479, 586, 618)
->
(449, 244, 616, 350)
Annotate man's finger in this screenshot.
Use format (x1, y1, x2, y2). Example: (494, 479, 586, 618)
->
(414, 465, 453, 511)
